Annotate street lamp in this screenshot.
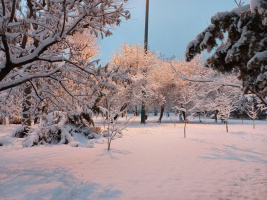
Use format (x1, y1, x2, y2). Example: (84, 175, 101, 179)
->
(144, 0, 149, 53)
(141, 0, 149, 124)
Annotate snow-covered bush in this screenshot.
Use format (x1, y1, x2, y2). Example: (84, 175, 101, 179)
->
(68, 109, 95, 128)
(9, 116, 21, 124)
(2, 109, 101, 148)
(12, 126, 33, 139)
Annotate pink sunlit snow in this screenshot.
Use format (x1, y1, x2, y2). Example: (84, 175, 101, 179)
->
(1, 117, 266, 200)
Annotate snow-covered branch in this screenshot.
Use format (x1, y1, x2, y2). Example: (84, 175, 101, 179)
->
(185, 0, 267, 104)
(0, 0, 130, 84)
(170, 62, 242, 88)
(0, 67, 64, 91)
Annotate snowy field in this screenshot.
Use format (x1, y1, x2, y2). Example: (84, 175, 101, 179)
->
(0, 116, 267, 200)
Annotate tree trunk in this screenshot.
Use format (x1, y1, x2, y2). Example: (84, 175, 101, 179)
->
(114, 103, 127, 120)
(107, 140, 111, 151)
(154, 108, 158, 116)
(135, 105, 139, 116)
(242, 112, 244, 124)
(3, 111, 6, 125)
(226, 120, 228, 133)
(174, 110, 178, 126)
(184, 122, 186, 138)
(22, 83, 32, 126)
(253, 119, 255, 129)
(45, 94, 49, 115)
(158, 105, 164, 123)
(215, 110, 218, 123)
(126, 109, 128, 120)
(182, 111, 186, 122)
(179, 112, 183, 122)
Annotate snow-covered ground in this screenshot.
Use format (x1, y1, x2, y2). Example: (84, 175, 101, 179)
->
(0, 116, 267, 200)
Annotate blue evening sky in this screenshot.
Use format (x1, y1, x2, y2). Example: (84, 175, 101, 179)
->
(97, 0, 250, 63)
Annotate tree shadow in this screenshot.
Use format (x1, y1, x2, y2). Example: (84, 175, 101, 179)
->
(188, 138, 213, 144)
(0, 167, 122, 200)
(201, 145, 267, 163)
(230, 131, 245, 135)
(95, 149, 131, 161)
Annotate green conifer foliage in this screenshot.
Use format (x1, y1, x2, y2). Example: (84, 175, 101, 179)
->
(185, 1, 267, 104)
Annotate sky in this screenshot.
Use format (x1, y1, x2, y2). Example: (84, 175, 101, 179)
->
(97, 0, 250, 64)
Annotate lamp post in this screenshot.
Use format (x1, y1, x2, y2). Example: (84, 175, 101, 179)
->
(141, 0, 149, 124)
(144, 0, 149, 52)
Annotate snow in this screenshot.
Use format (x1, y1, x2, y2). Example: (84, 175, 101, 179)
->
(248, 50, 267, 69)
(211, 4, 250, 22)
(200, 32, 213, 51)
(250, 0, 266, 15)
(1, 116, 267, 200)
(232, 4, 250, 15)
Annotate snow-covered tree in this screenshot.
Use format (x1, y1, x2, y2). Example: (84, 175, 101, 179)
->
(246, 104, 259, 129)
(0, 87, 22, 124)
(0, 0, 130, 124)
(70, 32, 100, 61)
(169, 57, 210, 137)
(110, 43, 159, 116)
(149, 60, 181, 123)
(208, 88, 240, 132)
(244, 94, 264, 128)
(99, 93, 133, 151)
(174, 87, 195, 138)
(171, 55, 244, 131)
(111, 43, 158, 75)
(0, 0, 130, 88)
(185, 0, 267, 105)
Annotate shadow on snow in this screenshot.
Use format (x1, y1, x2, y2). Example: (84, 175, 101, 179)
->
(0, 168, 122, 200)
(201, 145, 267, 164)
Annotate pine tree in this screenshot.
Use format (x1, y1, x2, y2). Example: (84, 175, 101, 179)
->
(185, 0, 267, 105)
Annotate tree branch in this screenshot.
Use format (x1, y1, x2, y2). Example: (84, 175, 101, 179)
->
(254, 91, 267, 106)
(0, 67, 64, 92)
(1, 0, 5, 16)
(28, 79, 43, 102)
(9, 0, 17, 22)
(170, 62, 242, 88)
(60, 0, 66, 37)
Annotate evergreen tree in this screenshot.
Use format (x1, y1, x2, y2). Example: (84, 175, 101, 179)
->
(185, 0, 267, 105)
